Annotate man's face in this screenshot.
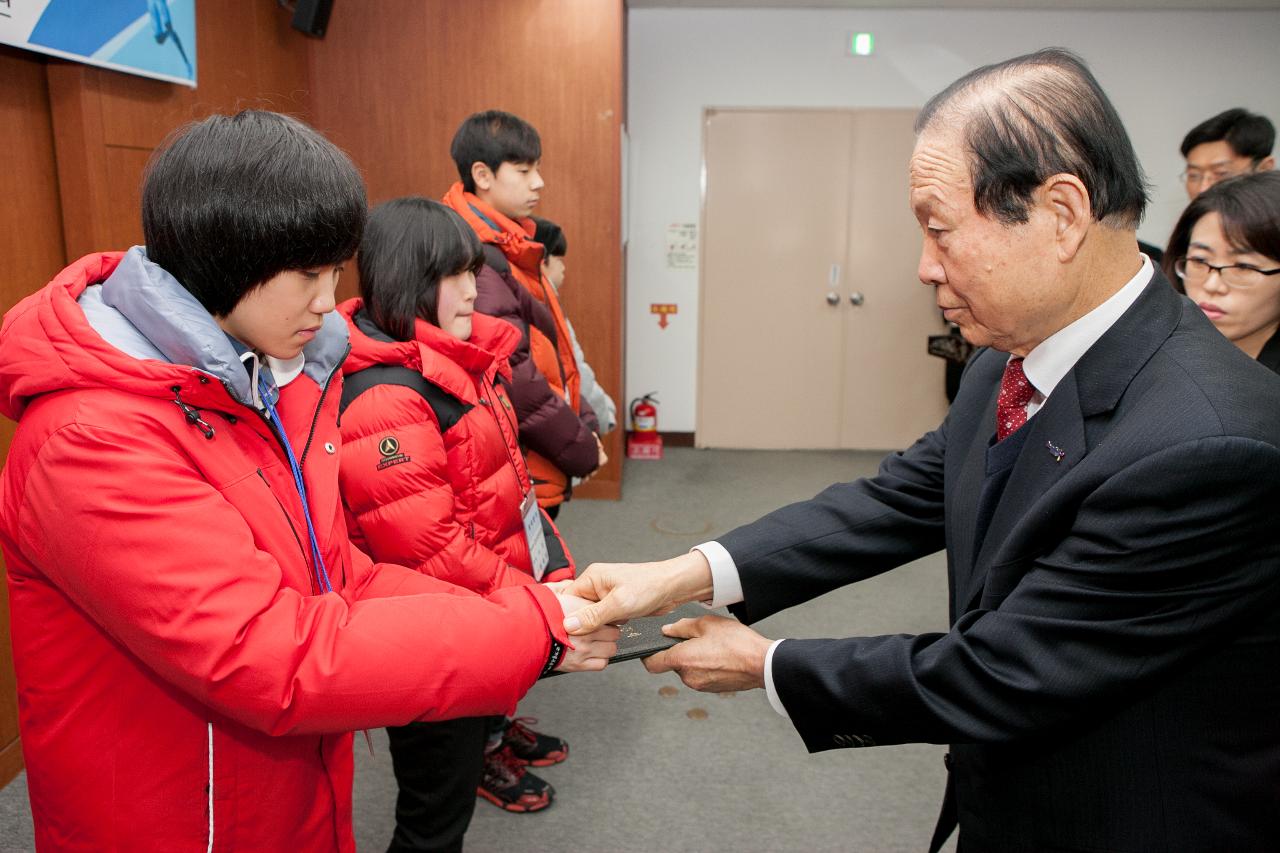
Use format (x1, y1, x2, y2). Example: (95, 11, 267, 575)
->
(909, 127, 1073, 356)
(475, 160, 543, 220)
(1183, 140, 1263, 199)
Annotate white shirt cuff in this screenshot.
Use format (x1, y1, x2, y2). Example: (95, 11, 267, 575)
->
(692, 540, 743, 608)
(764, 639, 790, 718)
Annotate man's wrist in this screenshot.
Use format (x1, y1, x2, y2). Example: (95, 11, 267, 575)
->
(692, 541, 744, 608)
(667, 550, 714, 605)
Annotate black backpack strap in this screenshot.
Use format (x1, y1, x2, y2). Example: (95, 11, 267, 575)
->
(340, 365, 471, 432)
(481, 243, 511, 276)
(539, 511, 571, 574)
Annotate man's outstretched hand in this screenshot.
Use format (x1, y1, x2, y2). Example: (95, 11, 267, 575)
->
(644, 615, 771, 693)
(551, 590, 621, 672)
(562, 551, 715, 635)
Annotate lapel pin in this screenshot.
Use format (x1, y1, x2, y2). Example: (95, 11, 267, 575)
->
(1046, 440, 1066, 463)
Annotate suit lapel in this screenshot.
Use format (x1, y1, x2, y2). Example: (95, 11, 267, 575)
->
(961, 373, 1086, 610)
(956, 272, 1185, 613)
(947, 378, 999, 619)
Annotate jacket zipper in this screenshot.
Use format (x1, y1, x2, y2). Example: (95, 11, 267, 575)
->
(257, 468, 316, 595)
(248, 347, 348, 593)
(299, 345, 349, 467)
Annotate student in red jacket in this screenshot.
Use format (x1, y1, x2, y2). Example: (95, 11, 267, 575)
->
(0, 111, 617, 852)
(338, 198, 576, 848)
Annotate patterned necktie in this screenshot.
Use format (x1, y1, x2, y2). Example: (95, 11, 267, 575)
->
(996, 357, 1035, 441)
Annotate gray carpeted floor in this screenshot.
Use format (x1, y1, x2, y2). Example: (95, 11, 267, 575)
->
(0, 448, 957, 852)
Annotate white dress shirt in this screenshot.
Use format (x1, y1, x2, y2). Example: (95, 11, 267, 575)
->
(695, 255, 1154, 719)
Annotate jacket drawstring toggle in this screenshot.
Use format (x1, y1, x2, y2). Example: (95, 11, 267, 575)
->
(171, 386, 215, 440)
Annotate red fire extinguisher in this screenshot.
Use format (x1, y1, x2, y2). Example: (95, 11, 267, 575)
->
(627, 393, 663, 459)
(630, 393, 659, 432)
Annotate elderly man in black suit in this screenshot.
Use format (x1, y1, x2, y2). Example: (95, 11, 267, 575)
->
(564, 49, 1280, 852)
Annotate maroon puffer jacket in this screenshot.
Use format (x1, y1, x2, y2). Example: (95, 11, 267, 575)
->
(337, 300, 575, 592)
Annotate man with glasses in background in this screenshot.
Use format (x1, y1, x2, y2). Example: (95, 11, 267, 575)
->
(1180, 108, 1274, 199)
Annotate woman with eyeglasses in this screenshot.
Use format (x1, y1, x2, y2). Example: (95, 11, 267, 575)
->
(1164, 171, 1280, 373)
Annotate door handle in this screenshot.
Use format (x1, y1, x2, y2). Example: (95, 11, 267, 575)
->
(826, 292, 840, 306)
(849, 292, 865, 307)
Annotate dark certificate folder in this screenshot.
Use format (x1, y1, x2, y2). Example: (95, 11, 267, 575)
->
(613, 602, 720, 663)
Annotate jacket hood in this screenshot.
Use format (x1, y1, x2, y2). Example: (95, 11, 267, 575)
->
(0, 249, 349, 420)
(442, 183, 545, 277)
(338, 298, 517, 403)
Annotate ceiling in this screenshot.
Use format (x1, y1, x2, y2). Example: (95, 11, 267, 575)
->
(627, 1, 1280, 9)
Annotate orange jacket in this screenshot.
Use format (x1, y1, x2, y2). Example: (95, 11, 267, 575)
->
(443, 183, 596, 507)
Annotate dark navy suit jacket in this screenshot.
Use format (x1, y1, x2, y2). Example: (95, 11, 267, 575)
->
(721, 273, 1280, 852)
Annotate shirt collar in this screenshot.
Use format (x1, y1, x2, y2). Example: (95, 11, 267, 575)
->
(1021, 254, 1153, 401)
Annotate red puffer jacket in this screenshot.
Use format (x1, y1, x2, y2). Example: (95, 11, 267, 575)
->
(0, 251, 568, 852)
(337, 300, 574, 591)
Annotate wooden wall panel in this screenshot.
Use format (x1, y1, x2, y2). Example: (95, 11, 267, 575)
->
(1, 4, 312, 792)
(310, 0, 626, 499)
(48, 0, 313, 259)
(0, 46, 69, 791)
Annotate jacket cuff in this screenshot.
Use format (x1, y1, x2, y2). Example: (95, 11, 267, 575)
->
(520, 582, 573, 650)
(542, 567, 575, 584)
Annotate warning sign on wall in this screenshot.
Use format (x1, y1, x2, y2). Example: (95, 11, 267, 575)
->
(651, 303, 678, 329)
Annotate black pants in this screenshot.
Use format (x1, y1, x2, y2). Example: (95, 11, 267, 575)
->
(385, 716, 490, 853)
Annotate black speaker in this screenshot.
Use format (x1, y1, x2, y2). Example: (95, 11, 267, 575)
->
(291, 0, 334, 39)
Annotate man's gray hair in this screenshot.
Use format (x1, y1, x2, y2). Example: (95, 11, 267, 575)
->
(916, 48, 1148, 230)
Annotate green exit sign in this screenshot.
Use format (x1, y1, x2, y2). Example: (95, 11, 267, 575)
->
(849, 32, 875, 57)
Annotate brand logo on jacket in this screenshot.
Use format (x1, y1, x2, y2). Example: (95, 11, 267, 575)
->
(377, 435, 411, 470)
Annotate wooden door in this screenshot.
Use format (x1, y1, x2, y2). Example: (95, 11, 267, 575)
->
(840, 109, 949, 448)
(698, 110, 852, 448)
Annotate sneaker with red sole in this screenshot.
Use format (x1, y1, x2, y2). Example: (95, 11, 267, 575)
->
(503, 717, 569, 767)
(477, 745, 554, 813)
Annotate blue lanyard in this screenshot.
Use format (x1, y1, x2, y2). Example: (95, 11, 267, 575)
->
(258, 376, 333, 594)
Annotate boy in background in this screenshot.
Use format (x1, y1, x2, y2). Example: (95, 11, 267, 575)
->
(443, 110, 605, 522)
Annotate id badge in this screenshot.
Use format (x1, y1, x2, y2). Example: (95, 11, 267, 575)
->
(520, 490, 550, 581)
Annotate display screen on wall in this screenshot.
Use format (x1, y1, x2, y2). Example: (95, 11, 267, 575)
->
(0, 0, 196, 87)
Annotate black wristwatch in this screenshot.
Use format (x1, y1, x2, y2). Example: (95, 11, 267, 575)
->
(540, 636, 567, 678)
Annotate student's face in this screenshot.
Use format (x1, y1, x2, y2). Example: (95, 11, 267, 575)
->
(436, 269, 477, 341)
(217, 265, 341, 359)
(475, 161, 543, 220)
(542, 254, 566, 290)
(1183, 141, 1269, 199)
(1181, 211, 1280, 358)
(910, 127, 1066, 357)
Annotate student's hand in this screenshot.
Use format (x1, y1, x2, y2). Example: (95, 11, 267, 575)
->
(562, 552, 714, 635)
(553, 592, 620, 672)
(594, 433, 609, 469)
(643, 615, 770, 693)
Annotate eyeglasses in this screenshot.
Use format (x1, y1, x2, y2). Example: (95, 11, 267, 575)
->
(1180, 167, 1248, 188)
(1175, 257, 1280, 289)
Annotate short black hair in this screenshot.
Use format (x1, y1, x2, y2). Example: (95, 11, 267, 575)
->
(1162, 171, 1280, 293)
(450, 110, 541, 193)
(532, 217, 566, 257)
(1180, 108, 1275, 162)
(141, 110, 366, 317)
(357, 197, 484, 341)
(916, 48, 1147, 230)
